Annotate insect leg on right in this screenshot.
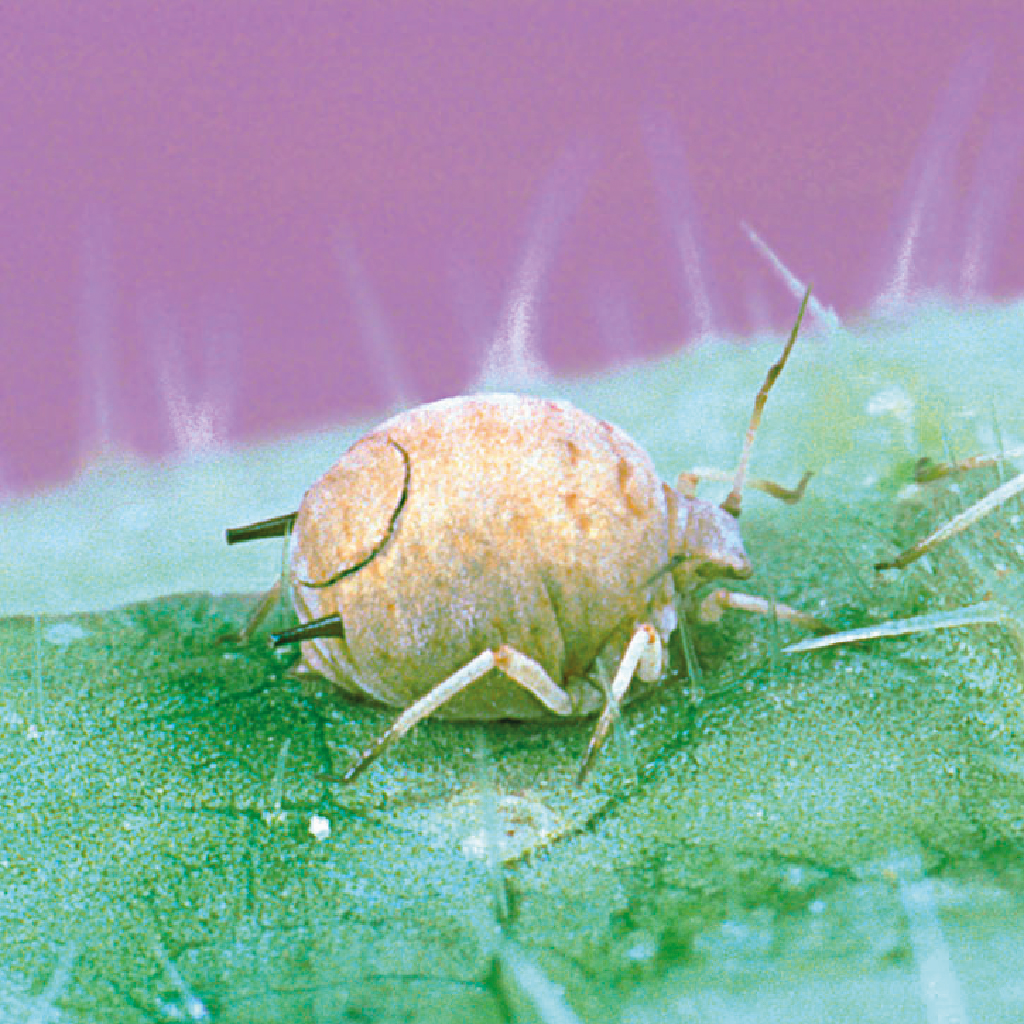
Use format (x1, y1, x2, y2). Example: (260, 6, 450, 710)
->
(875, 469, 1024, 571)
(698, 589, 831, 633)
(871, 445, 1024, 571)
(575, 623, 662, 785)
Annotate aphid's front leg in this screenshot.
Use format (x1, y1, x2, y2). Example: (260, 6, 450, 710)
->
(330, 646, 574, 783)
(575, 624, 662, 785)
(676, 468, 813, 504)
(698, 588, 831, 633)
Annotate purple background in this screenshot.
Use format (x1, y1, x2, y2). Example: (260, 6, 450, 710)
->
(3, 2, 1023, 494)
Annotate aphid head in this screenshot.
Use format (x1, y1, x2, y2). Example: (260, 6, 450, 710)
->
(661, 286, 812, 593)
(669, 495, 753, 588)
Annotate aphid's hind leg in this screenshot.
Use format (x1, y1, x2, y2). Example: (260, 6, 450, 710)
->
(217, 579, 283, 644)
(221, 510, 297, 643)
(330, 646, 574, 784)
(576, 624, 662, 786)
(698, 588, 831, 633)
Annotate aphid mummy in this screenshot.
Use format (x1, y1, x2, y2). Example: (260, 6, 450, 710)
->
(227, 289, 819, 783)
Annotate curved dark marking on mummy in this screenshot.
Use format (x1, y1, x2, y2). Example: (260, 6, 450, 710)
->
(297, 437, 411, 589)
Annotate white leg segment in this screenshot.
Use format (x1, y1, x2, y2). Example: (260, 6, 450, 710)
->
(495, 646, 574, 715)
(611, 623, 661, 698)
(337, 644, 573, 782)
(381, 649, 498, 746)
(577, 623, 661, 785)
(698, 587, 829, 632)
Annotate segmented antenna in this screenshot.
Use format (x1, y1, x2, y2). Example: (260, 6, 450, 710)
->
(720, 286, 811, 517)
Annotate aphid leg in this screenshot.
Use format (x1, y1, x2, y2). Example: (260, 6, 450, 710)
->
(677, 468, 813, 504)
(575, 624, 661, 786)
(221, 509, 296, 642)
(698, 588, 831, 633)
(875, 470, 1024, 571)
(913, 444, 1024, 483)
(217, 579, 283, 644)
(330, 646, 573, 784)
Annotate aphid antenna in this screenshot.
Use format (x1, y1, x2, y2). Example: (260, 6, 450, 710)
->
(783, 599, 1024, 664)
(720, 285, 812, 517)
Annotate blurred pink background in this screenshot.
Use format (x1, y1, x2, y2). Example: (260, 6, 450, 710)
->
(3, 1, 1023, 494)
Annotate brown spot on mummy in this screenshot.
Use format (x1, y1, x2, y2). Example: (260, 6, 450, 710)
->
(562, 491, 592, 533)
(617, 457, 646, 517)
(617, 456, 630, 491)
(561, 438, 581, 468)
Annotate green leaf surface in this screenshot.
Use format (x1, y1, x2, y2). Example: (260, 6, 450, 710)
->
(4, 299, 1024, 1022)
